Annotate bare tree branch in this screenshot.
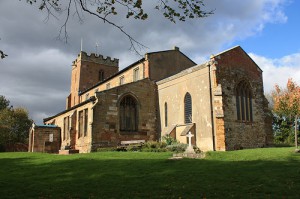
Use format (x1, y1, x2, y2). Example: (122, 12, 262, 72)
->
(78, 0, 147, 55)
(20, 0, 213, 55)
(57, 0, 72, 43)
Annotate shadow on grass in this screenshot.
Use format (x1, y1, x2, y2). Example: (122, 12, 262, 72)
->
(0, 151, 300, 199)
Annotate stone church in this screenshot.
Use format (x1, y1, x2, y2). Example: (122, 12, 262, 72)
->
(29, 46, 273, 153)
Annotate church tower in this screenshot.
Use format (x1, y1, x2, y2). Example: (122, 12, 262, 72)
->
(66, 51, 119, 109)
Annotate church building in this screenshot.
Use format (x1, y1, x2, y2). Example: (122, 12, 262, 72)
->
(29, 46, 273, 153)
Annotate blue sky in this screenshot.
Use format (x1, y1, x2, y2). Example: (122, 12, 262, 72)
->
(234, 0, 300, 58)
(0, 0, 299, 123)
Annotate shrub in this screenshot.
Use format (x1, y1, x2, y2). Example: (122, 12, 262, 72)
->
(162, 135, 178, 145)
(165, 143, 187, 153)
(141, 141, 168, 152)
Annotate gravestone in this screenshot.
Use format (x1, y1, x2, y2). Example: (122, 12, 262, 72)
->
(184, 131, 195, 154)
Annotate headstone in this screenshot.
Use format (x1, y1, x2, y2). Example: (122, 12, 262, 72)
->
(184, 131, 195, 154)
(49, 134, 53, 142)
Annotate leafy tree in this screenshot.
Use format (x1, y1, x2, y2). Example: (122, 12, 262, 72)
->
(271, 78, 300, 148)
(0, 95, 10, 110)
(21, 0, 213, 54)
(0, 95, 32, 151)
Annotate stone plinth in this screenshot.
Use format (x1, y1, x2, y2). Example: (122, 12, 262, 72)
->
(59, 149, 79, 155)
(172, 152, 206, 159)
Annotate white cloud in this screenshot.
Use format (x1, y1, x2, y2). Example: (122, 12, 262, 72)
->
(0, 0, 292, 123)
(250, 52, 300, 93)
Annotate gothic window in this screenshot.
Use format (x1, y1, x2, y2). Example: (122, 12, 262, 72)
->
(119, 95, 138, 131)
(99, 70, 104, 82)
(164, 102, 168, 127)
(184, 92, 192, 123)
(236, 80, 253, 122)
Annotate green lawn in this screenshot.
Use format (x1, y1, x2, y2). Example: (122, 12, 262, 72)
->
(0, 148, 300, 198)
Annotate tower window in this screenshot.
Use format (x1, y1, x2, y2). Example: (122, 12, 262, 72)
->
(119, 95, 138, 131)
(99, 70, 104, 82)
(184, 92, 192, 123)
(236, 80, 253, 122)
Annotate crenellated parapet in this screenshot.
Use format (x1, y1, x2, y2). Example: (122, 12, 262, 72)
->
(72, 51, 119, 67)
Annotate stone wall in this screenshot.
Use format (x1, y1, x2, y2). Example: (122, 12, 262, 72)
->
(91, 78, 158, 151)
(79, 61, 146, 103)
(44, 99, 96, 153)
(28, 126, 60, 153)
(157, 64, 214, 151)
(148, 47, 196, 81)
(210, 46, 273, 150)
(68, 52, 119, 108)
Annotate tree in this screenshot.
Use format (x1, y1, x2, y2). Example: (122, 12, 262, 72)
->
(271, 78, 300, 148)
(0, 95, 10, 111)
(22, 0, 213, 54)
(0, 95, 32, 151)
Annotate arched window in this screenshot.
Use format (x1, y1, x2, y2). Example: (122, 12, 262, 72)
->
(119, 95, 138, 131)
(164, 102, 168, 127)
(236, 80, 253, 122)
(99, 70, 104, 82)
(184, 92, 192, 123)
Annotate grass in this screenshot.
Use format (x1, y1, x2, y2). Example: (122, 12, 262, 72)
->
(0, 148, 300, 198)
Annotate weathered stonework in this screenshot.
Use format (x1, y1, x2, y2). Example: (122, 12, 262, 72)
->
(157, 64, 214, 151)
(91, 79, 158, 151)
(209, 46, 273, 150)
(68, 52, 119, 108)
(36, 46, 272, 153)
(28, 124, 60, 153)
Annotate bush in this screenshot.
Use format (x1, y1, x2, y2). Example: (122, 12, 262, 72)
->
(162, 135, 178, 145)
(165, 143, 187, 153)
(141, 141, 168, 152)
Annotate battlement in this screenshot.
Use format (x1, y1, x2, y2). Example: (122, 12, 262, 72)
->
(72, 51, 119, 67)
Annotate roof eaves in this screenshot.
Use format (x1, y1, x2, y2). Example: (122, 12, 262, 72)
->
(80, 57, 145, 94)
(43, 96, 96, 122)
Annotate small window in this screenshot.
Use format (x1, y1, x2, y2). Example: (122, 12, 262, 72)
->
(106, 83, 111, 89)
(95, 88, 99, 93)
(164, 102, 168, 127)
(184, 92, 192, 123)
(99, 70, 104, 81)
(133, 67, 139, 82)
(119, 76, 125, 85)
(85, 93, 89, 100)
